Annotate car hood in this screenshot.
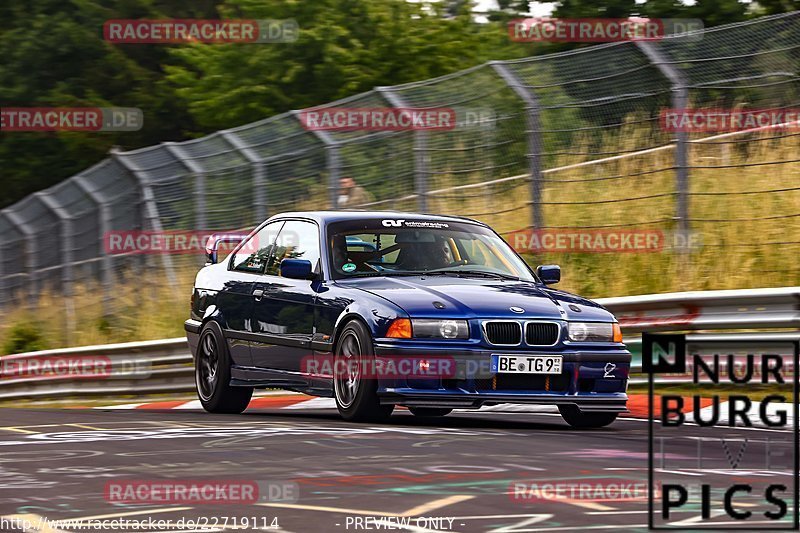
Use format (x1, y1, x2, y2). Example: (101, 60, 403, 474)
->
(346, 276, 614, 321)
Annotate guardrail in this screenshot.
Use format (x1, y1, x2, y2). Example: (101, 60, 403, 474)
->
(598, 286, 800, 331)
(1, 287, 798, 400)
(0, 338, 193, 400)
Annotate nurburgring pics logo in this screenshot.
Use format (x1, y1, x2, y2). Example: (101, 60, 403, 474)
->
(1, 108, 142, 132)
(661, 108, 800, 132)
(297, 108, 456, 131)
(509, 18, 704, 42)
(645, 333, 799, 529)
(104, 19, 298, 43)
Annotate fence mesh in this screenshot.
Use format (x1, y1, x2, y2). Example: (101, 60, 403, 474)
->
(1, 12, 798, 346)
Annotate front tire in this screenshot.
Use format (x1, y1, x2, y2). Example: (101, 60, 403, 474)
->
(195, 322, 253, 414)
(558, 405, 618, 428)
(333, 320, 393, 422)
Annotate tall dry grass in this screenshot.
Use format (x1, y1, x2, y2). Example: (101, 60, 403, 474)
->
(0, 267, 197, 352)
(431, 122, 800, 297)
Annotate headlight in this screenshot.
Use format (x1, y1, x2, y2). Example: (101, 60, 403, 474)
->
(568, 322, 622, 342)
(385, 318, 469, 339)
(412, 319, 469, 339)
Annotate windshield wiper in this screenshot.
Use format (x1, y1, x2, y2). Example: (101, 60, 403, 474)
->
(342, 270, 520, 281)
(343, 270, 430, 278)
(426, 269, 520, 281)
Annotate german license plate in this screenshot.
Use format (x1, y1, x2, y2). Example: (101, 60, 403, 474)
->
(491, 354, 563, 374)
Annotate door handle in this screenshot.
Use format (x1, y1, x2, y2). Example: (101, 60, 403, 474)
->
(252, 289, 264, 301)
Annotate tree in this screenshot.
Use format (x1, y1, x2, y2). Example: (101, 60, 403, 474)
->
(0, 0, 223, 208)
(163, 0, 531, 131)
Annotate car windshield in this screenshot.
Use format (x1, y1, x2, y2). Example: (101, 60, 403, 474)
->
(327, 218, 535, 281)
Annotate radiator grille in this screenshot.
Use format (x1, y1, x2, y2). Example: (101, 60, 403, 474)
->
(525, 322, 559, 345)
(484, 321, 522, 345)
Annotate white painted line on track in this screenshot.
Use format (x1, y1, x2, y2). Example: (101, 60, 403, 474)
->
(95, 402, 146, 409)
(173, 400, 204, 410)
(283, 397, 336, 409)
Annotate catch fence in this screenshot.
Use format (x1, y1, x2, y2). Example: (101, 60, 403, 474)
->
(1, 12, 798, 345)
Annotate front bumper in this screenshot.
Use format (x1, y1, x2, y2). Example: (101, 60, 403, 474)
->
(373, 343, 631, 412)
(379, 391, 629, 412)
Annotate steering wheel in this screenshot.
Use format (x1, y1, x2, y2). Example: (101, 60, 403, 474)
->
(444, 259, 469, 268)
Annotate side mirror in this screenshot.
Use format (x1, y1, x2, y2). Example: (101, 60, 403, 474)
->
(280, 258, 314, 280)
(536, 264, 561, 285)
(205, 234, 246, 265)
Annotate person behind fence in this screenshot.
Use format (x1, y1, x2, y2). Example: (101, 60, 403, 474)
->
(337, 176, 373, 208)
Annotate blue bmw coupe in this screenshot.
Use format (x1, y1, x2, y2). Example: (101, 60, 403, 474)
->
(185, 211, 630, 427)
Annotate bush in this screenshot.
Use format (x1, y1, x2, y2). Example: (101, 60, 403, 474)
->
(2, 322, 48, 355)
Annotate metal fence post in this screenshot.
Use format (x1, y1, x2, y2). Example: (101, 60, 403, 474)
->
(1, 213, 19, 307)
(0, 217, 5, 307)
(292, 111, 340, 209)
(73, 175, 114, 317)
(413, 131, 429, 213)
(110, 149, 179, 289)
(221, 130, 268, 222)
(163, 143, 207, 230)
(35, 192, 75, 345)
(2, 210, 37, 308)
(326, 143, 342, 209)
(635, 41, 690, 237)
(376, 86, 429, 212)
(489, 61, 544, 231)
(251, 162, 267, 221)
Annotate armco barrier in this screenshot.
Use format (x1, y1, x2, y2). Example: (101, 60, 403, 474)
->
(0, 287, 797, 400)
(598, 286, 800, 331)
(0, 337, 192, 400)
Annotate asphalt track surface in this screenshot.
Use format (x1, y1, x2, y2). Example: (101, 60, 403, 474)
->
(0, 404, 797, 532)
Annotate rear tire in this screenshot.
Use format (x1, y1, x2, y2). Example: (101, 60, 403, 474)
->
(195, 322, 253, 414)
(333, 320, 393, 422)
(408, 407, 452, 417)
(558, 405, 618, 428)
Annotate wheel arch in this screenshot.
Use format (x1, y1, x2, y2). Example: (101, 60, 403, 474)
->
(331, 312, 373, 353)
(329, 296, 408, 353)
(200, 305, 228, 331)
